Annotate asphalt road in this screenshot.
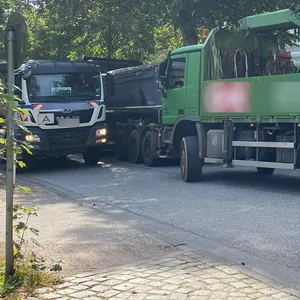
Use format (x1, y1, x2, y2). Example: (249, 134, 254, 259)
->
(16, 155, 300, 290)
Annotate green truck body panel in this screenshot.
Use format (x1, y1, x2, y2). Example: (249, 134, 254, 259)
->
(238, 9, 300, 32)
(161, 8, 300, 126)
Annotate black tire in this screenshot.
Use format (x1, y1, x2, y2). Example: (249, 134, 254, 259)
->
(83, 147, 101, 166)
(142, 131, 158, 167)
(127, 130, 142, 164)
(180, 136, 203, 182)
(115, 129, 128, 161)
(257, 167, 275, 175)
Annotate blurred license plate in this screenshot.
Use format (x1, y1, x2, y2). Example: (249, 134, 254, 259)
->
(58, 118, 79, 127)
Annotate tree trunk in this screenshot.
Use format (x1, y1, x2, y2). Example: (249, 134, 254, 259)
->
(178, 8, 198, 45)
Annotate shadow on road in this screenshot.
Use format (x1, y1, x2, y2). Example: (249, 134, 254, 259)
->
(200, 166, 300, 195)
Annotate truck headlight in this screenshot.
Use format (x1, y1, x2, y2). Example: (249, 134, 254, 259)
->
(95, 128, 107, 137)
(25, 134, 41, 143)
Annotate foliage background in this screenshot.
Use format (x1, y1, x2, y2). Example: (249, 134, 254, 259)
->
(0, 0, 296, 63)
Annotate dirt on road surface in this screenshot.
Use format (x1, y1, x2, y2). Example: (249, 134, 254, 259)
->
(0, 175, 177, 276)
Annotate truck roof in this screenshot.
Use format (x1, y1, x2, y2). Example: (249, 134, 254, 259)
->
(238, 8, 300, 32)
(170, 44, 204, 56)
(25, 60, 101, 74)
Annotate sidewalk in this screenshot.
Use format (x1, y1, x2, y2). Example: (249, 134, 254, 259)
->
(0, 176, 299, 300)
(34, 246, 300, 300)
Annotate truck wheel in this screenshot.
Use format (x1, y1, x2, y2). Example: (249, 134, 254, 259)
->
(115, 129, 128, 161)
(83, 147, 101, 166)
(127, 130, 142, 164)
(180, 136, 203, 182)
(142, 131, 157, 167)
(257, 167, 275, 175)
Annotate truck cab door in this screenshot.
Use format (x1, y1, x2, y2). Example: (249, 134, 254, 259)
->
(162, 56, 187, 125)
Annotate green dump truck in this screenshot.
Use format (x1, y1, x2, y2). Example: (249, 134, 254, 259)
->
(151, 8, 300, 182)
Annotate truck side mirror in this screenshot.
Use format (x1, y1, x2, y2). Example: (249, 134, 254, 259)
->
(22, 70, 31, 80)
(158, 80, 167, 98)
(159, 59, 168, 80)
(106, 73, 114, 96)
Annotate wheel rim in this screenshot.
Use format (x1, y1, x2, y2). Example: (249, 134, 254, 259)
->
(181, 146, 186, 176)
(143, 138, 151, 160)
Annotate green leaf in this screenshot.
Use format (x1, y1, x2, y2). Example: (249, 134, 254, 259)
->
(17, 161, 27, 168)
(19, 186, 32, 194)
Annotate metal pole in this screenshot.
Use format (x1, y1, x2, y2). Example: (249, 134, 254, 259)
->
(6, 28, 15, 277)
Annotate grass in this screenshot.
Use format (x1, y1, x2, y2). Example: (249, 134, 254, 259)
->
(0, 256, 63, 299)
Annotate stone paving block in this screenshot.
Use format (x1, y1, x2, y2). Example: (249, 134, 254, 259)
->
(81, 280, 98, 287)
(239, 287, 258, 294)
(129, 278, 150, 284)
(232, 274, 250, 280)
(73, 271, 98, 278)
(229, 292, 248, 297)
(248, 292, 264, 298)
(207, 283, 228, 291)
(145, 295, 169, 300)
(258, 287, 280, 295)
(98, 289, 120, 298)
(202, 278, 221, 284)
(170, 293, 188, 300)
(67, 285, 88, 291)
(114, 282, 136, 291)
(220, 268, 241, 275)
(161, 284, 181, 291)
(147, 289, 172, 295)
(221, 278, 239, 284)
(273, 292, 291, 298)
(189, 296, 210, 300)
(147, 280, 166, 287)
(210, 291, 230, 298)
(223, 286, 238, 292)
(91, 284, 108, 293)
(192, 290, 212, 296)
(252, 283, 270, 290)
(212, 271, 233, 279)
(56, 288, 76, 295)
(229, 281, 249, 289)
(55, 282, 73, 289)
(102, 279, 124, 286)
(128, 294, 147, 300)
(70, 290, 97, 298)
(175, 287, 193, 294)
(131, 285, 152, 293)
(41, 292, 63, 299)
(243, 278, 260, 285)
(93, 278, 109, 284)
(114, 275, 136, 281)
(70, 277, 90, 284)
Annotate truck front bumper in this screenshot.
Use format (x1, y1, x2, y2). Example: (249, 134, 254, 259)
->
(18, 123, 107, 159)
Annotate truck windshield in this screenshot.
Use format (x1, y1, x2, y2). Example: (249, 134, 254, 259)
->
(26, 72, 101, 103)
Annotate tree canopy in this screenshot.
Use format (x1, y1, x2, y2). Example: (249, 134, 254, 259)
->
(0, 0, 296, 63)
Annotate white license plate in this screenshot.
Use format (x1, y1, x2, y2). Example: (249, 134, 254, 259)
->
(38, 113, 54, 125)
(58, 118, 79, 127)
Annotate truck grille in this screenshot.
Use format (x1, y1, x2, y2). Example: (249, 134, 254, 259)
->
(44, 110, 94, 126)
(47, 128, 89, 149)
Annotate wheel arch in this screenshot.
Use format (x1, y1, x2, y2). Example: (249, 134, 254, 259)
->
(171, 116, 200, 152)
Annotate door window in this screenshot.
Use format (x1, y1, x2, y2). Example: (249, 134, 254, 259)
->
(167, 58, 186, 90)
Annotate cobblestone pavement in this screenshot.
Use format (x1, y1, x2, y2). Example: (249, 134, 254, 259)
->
(33, 247, 300, 300)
